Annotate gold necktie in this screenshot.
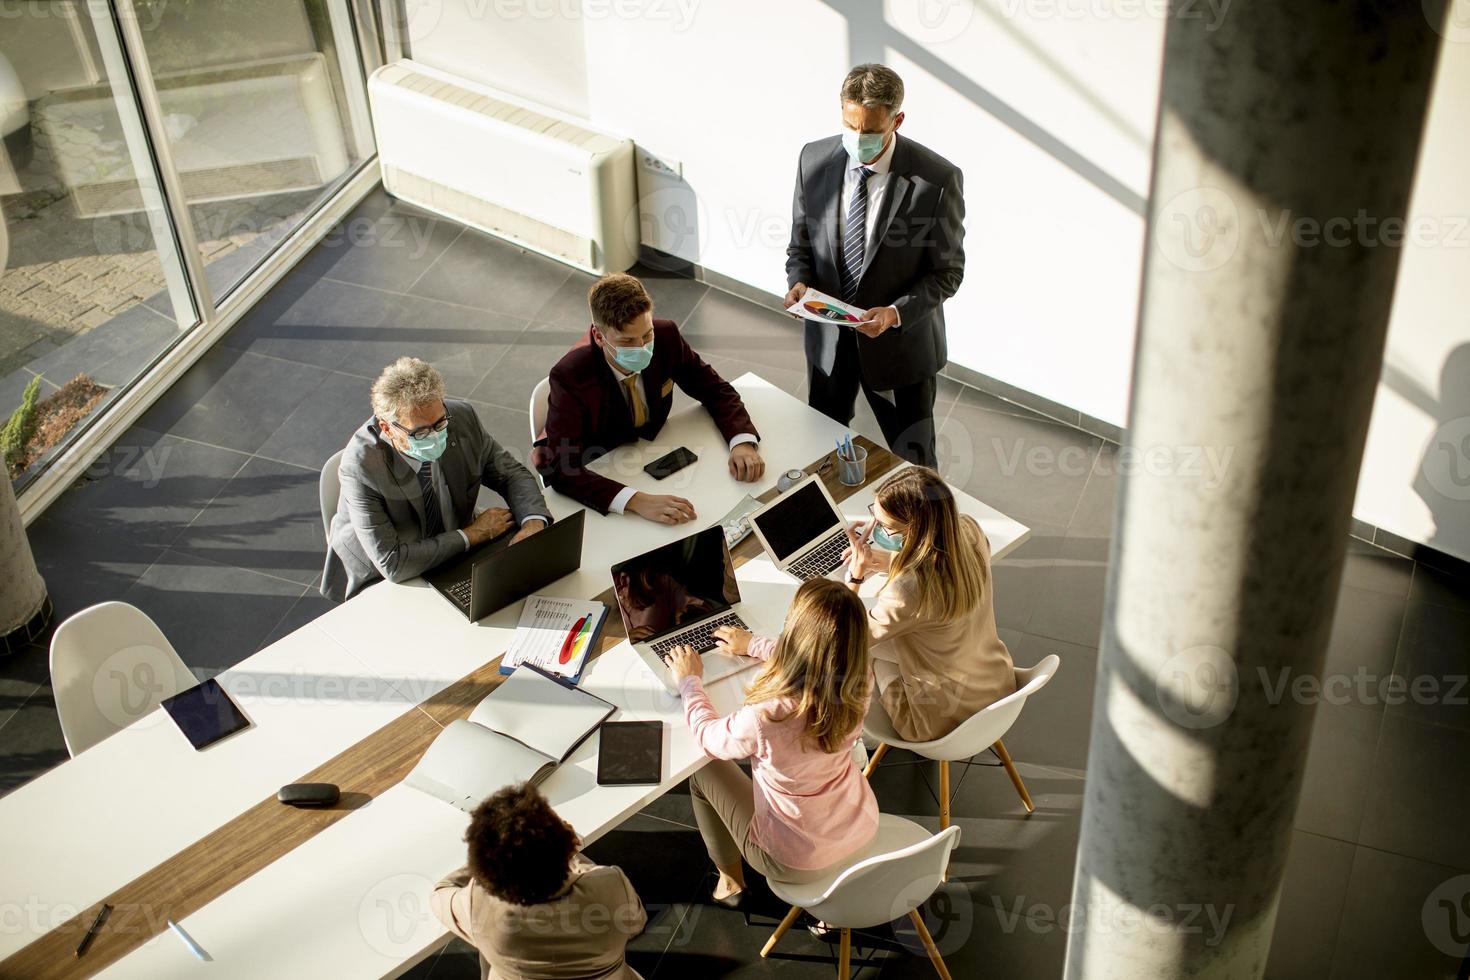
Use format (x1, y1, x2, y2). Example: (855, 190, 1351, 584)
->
(622, 373, 647, 428)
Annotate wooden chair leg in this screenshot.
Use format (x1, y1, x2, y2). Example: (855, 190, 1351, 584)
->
(838, 928, 852, 980)
(993, 739, 1035, 813)
(862, 742, 889, 778)
(908, 909, 953, 980)
(938, 760, 951, 881)
(761, 905, 803, 958)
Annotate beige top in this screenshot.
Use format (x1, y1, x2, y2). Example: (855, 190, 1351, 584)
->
(432, 854, 647, 980)
(869, 516, 1017, 743)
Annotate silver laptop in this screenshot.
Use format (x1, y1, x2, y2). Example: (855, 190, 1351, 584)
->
(747, 474, 852, 582)
(610, 526, 765, 694)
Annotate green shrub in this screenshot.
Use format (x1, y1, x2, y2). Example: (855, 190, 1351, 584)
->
(1, 375, 42, 472)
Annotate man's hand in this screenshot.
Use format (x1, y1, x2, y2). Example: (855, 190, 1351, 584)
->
(712, 626, 752, 657)
(666, 643, 704, 684)
(627, 492, 697, 525)
(509, 518, 547, 546)
(783, 281, 807, 314)
(855, 306, 900, 338)
(464, 507, 514, 546)
(728, 443, 765, 483)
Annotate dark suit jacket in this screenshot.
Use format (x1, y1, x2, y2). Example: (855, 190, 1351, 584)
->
(321, 399, 552, 602)
(532, 319, 758, 514)
(786, 134, 965, 391)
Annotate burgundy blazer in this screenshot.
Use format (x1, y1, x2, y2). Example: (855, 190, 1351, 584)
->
(533, 319, 758, 513)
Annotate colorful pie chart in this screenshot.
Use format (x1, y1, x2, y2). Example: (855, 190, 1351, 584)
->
(803, 300, 862, 322)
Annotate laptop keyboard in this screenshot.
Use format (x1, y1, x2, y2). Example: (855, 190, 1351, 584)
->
(787, 530, 848, 581)
(651, 612, 751, 662)
(447, 579, 472, 606)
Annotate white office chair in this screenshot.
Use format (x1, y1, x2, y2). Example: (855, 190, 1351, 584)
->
(319, 448, 345, 542)
(529, 376, 551, 445)
(863, 655, 1062, 827)
(49, 602, 195, 756)
(761, 814, 960, 980)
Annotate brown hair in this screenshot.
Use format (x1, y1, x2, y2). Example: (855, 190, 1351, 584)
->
(742, 578, 871, 754)
(588, 273, 653, 333)
(874, 466, 987, 622)
(840, 64, 904, 116)
(464, 783, 577, 906)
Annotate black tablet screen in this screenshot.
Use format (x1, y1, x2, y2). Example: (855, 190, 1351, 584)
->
(160, 678, 251, 750)
(597, 721, 662, 785)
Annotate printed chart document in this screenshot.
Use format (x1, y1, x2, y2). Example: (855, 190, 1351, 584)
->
(501, 595, 608, 682)
(405, 665, 616, 812)
(785, 286, 872, 325)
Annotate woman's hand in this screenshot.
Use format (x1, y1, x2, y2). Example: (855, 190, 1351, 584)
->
(712, 626, 752, 656)
(842, 520, 885, 578)
(666, 643, 704, 684)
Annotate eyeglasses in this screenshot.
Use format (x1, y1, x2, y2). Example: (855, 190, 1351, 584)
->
(388, 412, 450, 440)
(866, 503, 900, 537)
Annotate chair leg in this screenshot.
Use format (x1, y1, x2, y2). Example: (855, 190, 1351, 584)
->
(863, 742, 889, 778)
(938, 760, 951, 882)
(908, 909, 953, 980)
(761, 905, 803, 958)
(993, 739, 1035, 813)
(839, 928, 852, 980)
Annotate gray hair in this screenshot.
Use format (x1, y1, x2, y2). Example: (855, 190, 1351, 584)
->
(371, 357, 444, 420)
(840, 64, 904, 117)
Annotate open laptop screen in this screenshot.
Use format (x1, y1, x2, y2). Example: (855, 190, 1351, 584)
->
(751, 480, 842, 562)
(611, 527, 739, 644)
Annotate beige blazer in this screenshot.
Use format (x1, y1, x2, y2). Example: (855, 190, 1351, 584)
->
(431, 855, 647, 980)
(869, 516, 1017, 743)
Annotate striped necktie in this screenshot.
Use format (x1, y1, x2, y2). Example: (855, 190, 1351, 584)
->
(416, 460, 444, 538)
(840, 165, 875, 302)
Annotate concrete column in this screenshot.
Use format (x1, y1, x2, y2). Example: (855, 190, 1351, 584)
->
(1064, 2, 1448, 977)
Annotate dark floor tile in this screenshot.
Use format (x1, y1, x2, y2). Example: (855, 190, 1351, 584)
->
(1410, 561, 1470, 613)
(636, 784, 697, 829)
(995, 629, 1098, 774)
(1067, 445, 1120, 538)
(136, 347, 331, 455)
(991, 522, 1066, 632)
(627, 264, 712, 326)
(679, 289, 804, 374)
(120, 550, 306, 674)
(468, 320, 585, 413)
(938, 400, 1099, 529)
(1266, 831, 1354, 980)
(1341, 537, 1414, 599)
(173, 455, 325, 587)
(1294, 702, 1383, 843)
(408, 226, 573, 316)
(220, 276, 392, 372)
(260, 588, 331, 648)
(528, 266, 599, 330)
(584, 813, 709, 907)
(465, 399, 540, 471)
(1320, 584, 1406, 688)
(23, 514, 165, 632)
(0, 684, 70, 793)
(878, 881, 1070, 980)
(0, 671, 41, 737)
(703, 355, 807, 406)
(38, 427, 250, 550)
(1023, 530, 1110, 648)
(1357, 713, 1470, 871)
(1387, 600, 1470, 732)
(333, 292, 527, 399)
(295, 205, 463, 293)
(396, 938, 454, 979)
(1328, 846, 1469, 980)
(255, 370, 375, 471)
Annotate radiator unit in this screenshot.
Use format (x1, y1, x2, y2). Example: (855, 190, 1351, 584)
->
(368, 60, 637, 275)
(35, 54, 349, 218)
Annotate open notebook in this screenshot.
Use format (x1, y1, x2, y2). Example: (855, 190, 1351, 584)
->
(405, 664, 617, 812)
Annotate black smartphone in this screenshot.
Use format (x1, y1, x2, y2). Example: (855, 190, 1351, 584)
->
(644, 447, 697, 480)
(597, 721, 663, 785)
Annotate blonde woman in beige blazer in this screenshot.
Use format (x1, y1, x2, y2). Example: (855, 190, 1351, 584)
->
(432, 784, 646, 980)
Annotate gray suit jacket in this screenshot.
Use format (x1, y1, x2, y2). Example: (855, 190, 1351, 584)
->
(786, 134, 965, 391)
(320, 399, 552, 602)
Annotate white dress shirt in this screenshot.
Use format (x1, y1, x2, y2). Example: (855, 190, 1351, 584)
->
(837, 132, 902, 324)
(603, 356, 758, 515)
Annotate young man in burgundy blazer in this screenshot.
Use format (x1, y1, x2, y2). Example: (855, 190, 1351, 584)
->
(533, 273, 766, 524)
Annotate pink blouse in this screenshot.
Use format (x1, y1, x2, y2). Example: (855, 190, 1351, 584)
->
(678, 636, 879, 871)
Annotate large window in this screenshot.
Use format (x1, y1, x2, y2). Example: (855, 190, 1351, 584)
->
(0, 0, 378, 493)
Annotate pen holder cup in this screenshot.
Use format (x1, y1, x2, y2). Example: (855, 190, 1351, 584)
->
(836, 446, 868, 486)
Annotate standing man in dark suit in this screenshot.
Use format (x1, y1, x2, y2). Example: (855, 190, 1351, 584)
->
(785, 64, 965, 468)
(321, 357, 552, 602)
(533, 273, 764, 524)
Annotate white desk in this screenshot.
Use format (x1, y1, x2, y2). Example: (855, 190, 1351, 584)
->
(3, 372, 1029, 976)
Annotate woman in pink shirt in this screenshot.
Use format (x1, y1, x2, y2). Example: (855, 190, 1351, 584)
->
(666, 578, 879, 905)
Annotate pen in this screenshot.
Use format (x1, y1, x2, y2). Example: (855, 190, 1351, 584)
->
(167, 918, 207, 961)
(557, 615, 587, 665)
(74, 903, 110, 958)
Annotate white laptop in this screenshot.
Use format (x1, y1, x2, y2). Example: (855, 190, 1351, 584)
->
(610, 526, 766, 694)
(747, 473, 853, 582)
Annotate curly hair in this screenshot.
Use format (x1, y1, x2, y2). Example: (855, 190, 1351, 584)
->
(465, 783, 578, 906)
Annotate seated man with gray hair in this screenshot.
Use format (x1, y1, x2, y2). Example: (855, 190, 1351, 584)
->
(322, 357, 552, 602)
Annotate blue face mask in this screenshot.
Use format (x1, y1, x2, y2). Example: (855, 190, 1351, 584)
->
(842, 130, 887, 165)
(610, 336, 655, 373)
(872, 524, 905, 551)
(404, 427, 448, 463)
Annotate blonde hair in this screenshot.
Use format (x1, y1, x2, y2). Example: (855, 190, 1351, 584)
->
(371, 357, 444, 421)
(742, 579, 870, 754)
(874, 466, 987, 622)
